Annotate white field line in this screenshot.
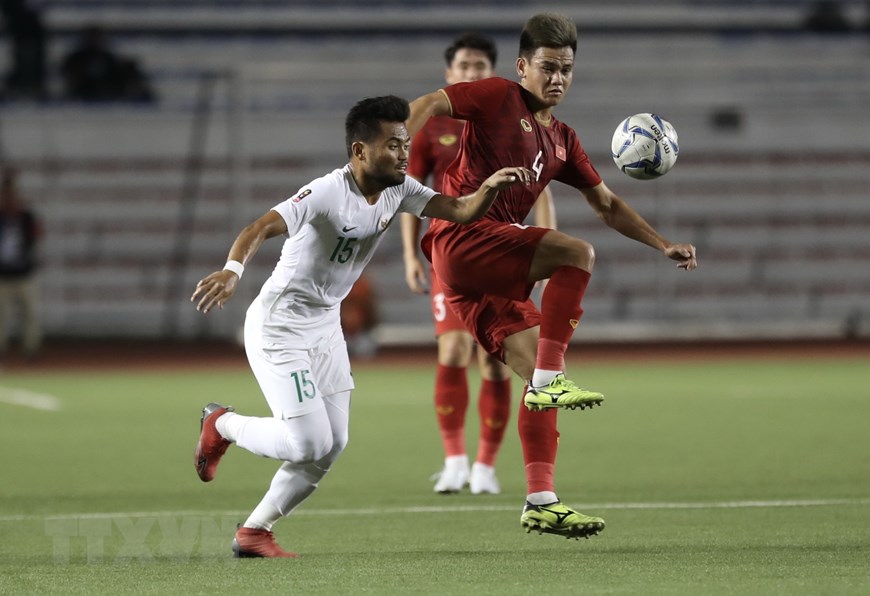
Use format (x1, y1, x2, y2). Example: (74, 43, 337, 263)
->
(0, 387, 61, 411)
(2, 497, 869, 523)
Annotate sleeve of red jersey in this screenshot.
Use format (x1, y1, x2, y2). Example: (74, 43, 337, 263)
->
(556, 129, 603, 189)
(442, 77, 510, 122)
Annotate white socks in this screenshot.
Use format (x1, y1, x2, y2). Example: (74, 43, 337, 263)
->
(215, 411, 241, 442)
(243, 499, 283, 532)
(244, 461, 328, 531)
(531, 369, 561, 388)
(527, 491, 558, 505)
(216, 412, 333, 462)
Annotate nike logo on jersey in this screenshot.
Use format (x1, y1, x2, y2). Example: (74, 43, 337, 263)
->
(342, 225, 358, 233)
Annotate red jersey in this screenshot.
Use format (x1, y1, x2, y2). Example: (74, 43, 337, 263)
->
(439, 76, 601, 224)
(407, 115, 465, 193)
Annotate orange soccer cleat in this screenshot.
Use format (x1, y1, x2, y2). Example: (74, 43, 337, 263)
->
(194, 402, 233, 482)
(232, 526, 299, 559)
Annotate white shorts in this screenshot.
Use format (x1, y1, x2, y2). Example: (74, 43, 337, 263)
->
(244, 302, 355, 419)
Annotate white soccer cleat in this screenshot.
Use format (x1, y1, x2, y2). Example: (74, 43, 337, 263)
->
(469, 462, 501, 495)
(432, 455, 470, 494)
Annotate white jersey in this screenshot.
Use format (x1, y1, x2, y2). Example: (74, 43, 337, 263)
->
(250, 163, 437, 347)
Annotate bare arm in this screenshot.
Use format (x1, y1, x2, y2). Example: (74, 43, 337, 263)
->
(532, 186, 557, 230)
(401, 212, 428, 294)
(532, 186, 556, 291)
(191, 210, 288, 313)
(582, 181, 697, 270)
(407, 90, 452, 138)
(421, 167, 532, 224)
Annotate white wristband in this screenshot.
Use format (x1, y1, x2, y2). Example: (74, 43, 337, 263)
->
(223, 260, 244, 279)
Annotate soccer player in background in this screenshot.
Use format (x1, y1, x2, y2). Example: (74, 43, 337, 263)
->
(407, 13, 697, 539)
(191, 95, 532, 558)
(401, 33, 556, 495)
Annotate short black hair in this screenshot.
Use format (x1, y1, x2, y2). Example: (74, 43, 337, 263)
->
(345, 95, 410, 157)
(519, 13, 577, 59)
(445, 32, 498, 68)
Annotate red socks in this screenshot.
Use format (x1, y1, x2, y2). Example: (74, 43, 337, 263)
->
(435, 366, 513, 465)
(435, 364, 469, 456)
(475, 378, 511, 466)
(536, 266, 591, 372)
(518, 392, 559, 493)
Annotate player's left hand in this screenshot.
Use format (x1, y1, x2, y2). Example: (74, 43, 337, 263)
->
(191, 270, 239, 313)
(485, 167, 533, 190)
(665, 243, 697, 270)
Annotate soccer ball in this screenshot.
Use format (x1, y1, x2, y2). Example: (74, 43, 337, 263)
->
(610, 113, 679, 180)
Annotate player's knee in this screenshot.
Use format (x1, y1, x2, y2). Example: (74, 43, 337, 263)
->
(480, 356, 511, 382)
(330, 429, 349, 460)
(437, 332, 473, 367)
(281, 429, 334, 464)
(567, 239, 595, 271)
(313, 429, 347, 471)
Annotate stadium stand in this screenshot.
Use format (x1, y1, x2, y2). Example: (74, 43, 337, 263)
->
(1, 2, 868, 342)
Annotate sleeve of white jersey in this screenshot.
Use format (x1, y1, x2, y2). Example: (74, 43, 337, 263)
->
(271, 176, 334, 237)
(399, 175, 439, 217)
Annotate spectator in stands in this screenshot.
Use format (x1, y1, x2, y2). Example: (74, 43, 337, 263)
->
(0, 166, 42, 359)
(803, 1, 852, 33)
(0, 0, 47, 101)
(60, 25, 156, 102)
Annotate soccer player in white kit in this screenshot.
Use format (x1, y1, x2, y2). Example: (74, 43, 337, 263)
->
(190, 95, 532, 558)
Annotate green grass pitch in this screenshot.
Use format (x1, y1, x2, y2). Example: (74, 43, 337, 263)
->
(1, 352, 869, 595)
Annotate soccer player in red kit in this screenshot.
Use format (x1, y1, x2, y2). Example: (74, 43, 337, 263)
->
(407, 13, 697, 538)
(402, 33, 556, 496)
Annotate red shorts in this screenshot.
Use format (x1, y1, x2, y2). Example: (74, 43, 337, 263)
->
(421, 219, 550, 359)
(429, 267, 466, 336)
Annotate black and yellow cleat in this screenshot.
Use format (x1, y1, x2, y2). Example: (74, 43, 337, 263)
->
(520, 500, 605, 540)
(523, 374, 604, 412)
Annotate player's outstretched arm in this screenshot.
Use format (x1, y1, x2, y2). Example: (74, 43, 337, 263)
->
(422, 167, 532, 224)
(191, 210, 288, 313)
(401, 213, 428, 294)
(582, 181, 697, 270)
(407, 90, 451, 138)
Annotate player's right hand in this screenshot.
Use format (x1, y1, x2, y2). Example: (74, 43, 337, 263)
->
(665, 243, 698, 271)
(404, 256, 429, 294)
(191, 270, 239, 313)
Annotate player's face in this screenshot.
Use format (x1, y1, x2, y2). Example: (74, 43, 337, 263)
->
(517, 46, 574, 108)
(365, 121, 411, 187)
(445, 48, 494, 84)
